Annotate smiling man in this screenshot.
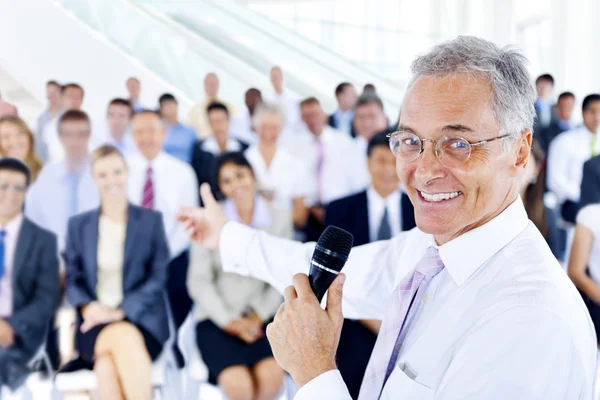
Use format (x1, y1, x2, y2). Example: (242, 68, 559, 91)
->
(178, 36, 596, 399)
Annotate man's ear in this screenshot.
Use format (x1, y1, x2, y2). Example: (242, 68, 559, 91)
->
(515, 129, 533, 169)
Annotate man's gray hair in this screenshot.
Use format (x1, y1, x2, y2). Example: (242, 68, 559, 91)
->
(408, 36, 536, 141)
(252, 102, 285, 129)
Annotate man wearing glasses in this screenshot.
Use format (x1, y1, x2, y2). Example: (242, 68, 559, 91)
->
(0, 158, 59, 390)
(179, 36, 596, 399)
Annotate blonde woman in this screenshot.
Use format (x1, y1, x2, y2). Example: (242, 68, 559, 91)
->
(0, 116, 43, 181)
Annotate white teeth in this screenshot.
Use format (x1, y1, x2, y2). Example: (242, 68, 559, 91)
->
(420, 191, 461, 202)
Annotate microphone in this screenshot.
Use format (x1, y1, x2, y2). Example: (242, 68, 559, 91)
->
(308, 226, 354, 303)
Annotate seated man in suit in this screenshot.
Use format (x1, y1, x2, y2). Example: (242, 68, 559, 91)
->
(580, 155, 600, 209)
(0, 158, 59, 390)
(323, 132, 415, 399)
(191, 102, 249, 201)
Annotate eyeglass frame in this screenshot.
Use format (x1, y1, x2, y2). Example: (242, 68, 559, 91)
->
(386, 130, 512, 165)
(0, 182, 28, 194)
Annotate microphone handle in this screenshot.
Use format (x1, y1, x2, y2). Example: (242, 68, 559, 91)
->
(308, 263, 339, 303)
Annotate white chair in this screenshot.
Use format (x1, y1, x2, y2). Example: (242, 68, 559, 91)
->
(0, 336, 57, 400)
(180, 314, 298, 400)
(54, 295, 182, 399)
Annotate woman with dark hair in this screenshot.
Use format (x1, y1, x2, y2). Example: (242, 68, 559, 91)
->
(64, 144, 169, 400)
(187, 152, 290, 400)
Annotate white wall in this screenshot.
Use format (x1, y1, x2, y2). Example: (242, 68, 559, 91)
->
(0, 0, 194, 123)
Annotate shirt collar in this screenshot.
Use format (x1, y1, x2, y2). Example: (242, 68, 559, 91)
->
(202, 137, 242, 155)
(1, 213, 24, 237)
(222, 195, 272, 228)
(367, 186, 400, 206)
(433, 196, 529, 286)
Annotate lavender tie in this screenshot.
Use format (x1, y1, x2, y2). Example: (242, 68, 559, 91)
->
(359, 247, 445, 400)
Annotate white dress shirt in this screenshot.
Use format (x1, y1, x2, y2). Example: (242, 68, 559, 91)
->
(268, 91, 301, 132)
(201, 136, 244, 155)
(548, 125, 600, 204)
(333, 109, 355, 136)
(220, 197, 596, 399)
(286, 127, 367, 205)
(245, 145, 312, 211)
(127, 152, 199, 259)
(25, 161, 99, 252)
(576, 204, 600, 286)
(0, 214, 23, 318)
(94, 127, 139, 159)
(367, 187, 401, 242)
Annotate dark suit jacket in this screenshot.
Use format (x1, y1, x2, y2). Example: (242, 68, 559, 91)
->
(64, 204, 170, 345)
(324, 190, 416, 247)
(5, 218, 59, 357)
(580, 155, 600, 209)
(328, 113, 357, 138)
(538, 120, 569, 155)
(190, 138, 249, 202)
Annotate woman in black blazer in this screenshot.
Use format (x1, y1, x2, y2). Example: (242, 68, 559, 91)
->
(64, 145, 170, 400)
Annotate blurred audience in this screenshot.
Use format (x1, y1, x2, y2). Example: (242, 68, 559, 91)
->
(63, 145, 169, 399)
(126, 77, 144, 113)
(362, 83, 376, 95)
(535, 74, 555, 131)
(102, 98, 137, 158)
(188, 73, 235, 138)
(538, 91, 576, 155)
(36, 81, 62, 148)
(291, 97, 366, 241)
(25, 110, 99, 253)
(41, 83, 86, 163)
(127, 111, 198, 366)
(0, 91, 18, 118)
(187, 153, 287, 399)
(0, 117, 43, 182)
(520, 141, 546, 235)
(244, 103, 310, 230)
(0, 158, 59, 391)
(328, 82, 357, 137)
(158, 93, 197, 164)
(580, 154, 600, 208)
(568, 203, 600, 343)
(267, 66, 301, 133)
(548, 94, 600, 223)
(231, 88, 263, 145)
(191, 102, 249, 201)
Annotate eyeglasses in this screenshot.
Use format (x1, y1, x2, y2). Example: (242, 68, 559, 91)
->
(0, 182, 27, 194)
(387, 131, 511, 167)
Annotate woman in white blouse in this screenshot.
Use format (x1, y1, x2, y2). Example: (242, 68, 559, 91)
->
(568, 203, 600, 342)
(244, 102, 310, 230)
(64, 145, 170, 400)
(187, 152, 290, 400)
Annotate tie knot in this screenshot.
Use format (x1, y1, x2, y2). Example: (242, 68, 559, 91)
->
(146, 166, 153, 176)
(415, 246, 444, 280)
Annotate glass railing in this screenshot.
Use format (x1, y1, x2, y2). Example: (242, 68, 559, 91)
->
(133, 0, 404, 117)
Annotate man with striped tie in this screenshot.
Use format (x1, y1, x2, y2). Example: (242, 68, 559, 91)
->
(179, 36, 596, 399)
(128, 110, 198, 367)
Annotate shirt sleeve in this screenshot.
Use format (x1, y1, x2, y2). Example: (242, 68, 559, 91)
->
(294, 370, 352, 400)
(219, 221, 400, 320)
(576, 204, 600, 232)
(435, 306, 593, 400)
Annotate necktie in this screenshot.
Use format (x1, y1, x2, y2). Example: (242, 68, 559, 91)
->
(142, 167, 154, 209)
(68, 172, 80, 218)
(592, 135, 598, 158)
(359, 247, 445, 400)
(315, 136, 325, 204)
(0, 230, 6, 287)
(377, 207, 392, 241)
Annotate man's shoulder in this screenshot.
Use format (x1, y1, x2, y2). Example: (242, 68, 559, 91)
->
(23, 217, 57, 244)
(584, 154, 600, 171)
(329, 190, 367, 209)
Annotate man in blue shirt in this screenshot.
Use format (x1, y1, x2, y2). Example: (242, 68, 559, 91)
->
(159, 93, 197, 164)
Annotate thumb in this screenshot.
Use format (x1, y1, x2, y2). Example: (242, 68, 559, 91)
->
(200, 183, 218, 210)
(326, 273, 345, 324)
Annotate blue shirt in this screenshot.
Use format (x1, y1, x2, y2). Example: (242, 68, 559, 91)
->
(334, 109, 354, 135)
(163, 123, 197, 163)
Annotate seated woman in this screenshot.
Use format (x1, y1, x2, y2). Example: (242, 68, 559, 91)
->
(64, 145, 170, 400)
(568, 203, 600, 342)
(0, 116, 43, 182)
(187, 152, 289, 400)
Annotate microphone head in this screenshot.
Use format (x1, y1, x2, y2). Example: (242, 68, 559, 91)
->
(314, 226, 354, 272)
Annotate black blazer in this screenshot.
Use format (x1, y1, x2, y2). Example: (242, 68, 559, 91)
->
(190, 138, 249, 202)
(324, 190, 416, 247)
(580, 155, 600, 209)
(64, 204, 170, 345)
(6, 218, 59, 357)
(328, 113, 357, 138)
